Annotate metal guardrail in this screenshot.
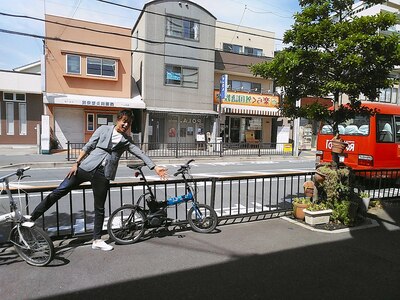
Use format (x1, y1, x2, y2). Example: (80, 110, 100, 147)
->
(66, 141, 293, 160)
(0, 172, 312, 241)
(1, 169, 399, 242)
(353, 169, 400, 199)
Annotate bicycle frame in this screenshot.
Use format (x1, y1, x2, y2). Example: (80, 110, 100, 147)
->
(107, 159, 218, 244)
(133, 164, 197, 210)
(0, 169, 26, 224)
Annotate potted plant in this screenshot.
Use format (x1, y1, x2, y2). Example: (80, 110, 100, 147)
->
(359, 191, 371, 210)
(304, 202, 333, 226)
(292, 197, 312, 220)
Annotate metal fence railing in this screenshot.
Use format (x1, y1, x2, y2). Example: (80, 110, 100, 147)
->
(66, 141, 293, 160)
(353, 169, 400, 199)
(0, 172, 312, 242)
(1, 169, 399, 243)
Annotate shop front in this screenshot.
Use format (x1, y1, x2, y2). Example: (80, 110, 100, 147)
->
(44, 93, 146, 148)
(214, 91, 281, 144)
(147, 110, 216, 149)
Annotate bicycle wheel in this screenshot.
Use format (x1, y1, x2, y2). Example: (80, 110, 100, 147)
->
(10, 224, 55, 267)
(187, 203, 218, 233)
(107, 205, 146, 245)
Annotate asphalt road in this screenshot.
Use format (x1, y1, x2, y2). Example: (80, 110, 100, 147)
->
(0, 159, 316, 188)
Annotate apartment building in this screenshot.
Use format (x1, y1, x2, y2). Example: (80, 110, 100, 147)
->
(43, 14, 143, 148)
(0, 62, 42, 145)
(214, 21, 283, 144)
(346, 0, 400, 104)
(132, 0, 217, 147)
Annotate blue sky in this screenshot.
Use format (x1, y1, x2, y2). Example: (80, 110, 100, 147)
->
(0, 0, 300, 70)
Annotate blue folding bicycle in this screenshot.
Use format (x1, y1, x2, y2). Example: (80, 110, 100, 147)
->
(107, 159, 218, 245)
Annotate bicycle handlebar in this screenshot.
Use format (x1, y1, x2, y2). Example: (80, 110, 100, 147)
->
(173, 159, 195, 177)
(0, 166, 30, 183)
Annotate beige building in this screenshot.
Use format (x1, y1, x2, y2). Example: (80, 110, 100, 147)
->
(44, 14, 144, 147)
(214, 21, 284, 144)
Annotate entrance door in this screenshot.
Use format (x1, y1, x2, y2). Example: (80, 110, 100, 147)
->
(228, 117, 241, 143)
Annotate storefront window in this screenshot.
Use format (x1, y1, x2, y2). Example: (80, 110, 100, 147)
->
(87, 113, 94, 131)
(97, 114, 115, 128)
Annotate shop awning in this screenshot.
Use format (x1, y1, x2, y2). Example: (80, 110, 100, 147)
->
(44, 93, 146, 109)
(221, 104, 281, 116)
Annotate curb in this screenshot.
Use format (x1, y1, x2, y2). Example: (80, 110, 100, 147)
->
(281, 216, 380, 233)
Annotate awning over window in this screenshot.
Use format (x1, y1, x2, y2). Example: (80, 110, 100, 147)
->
(221, 104, 281, 116)
(44, 93, 145, 109)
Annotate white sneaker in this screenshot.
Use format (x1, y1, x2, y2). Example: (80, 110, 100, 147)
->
(92, 239, 113, 251)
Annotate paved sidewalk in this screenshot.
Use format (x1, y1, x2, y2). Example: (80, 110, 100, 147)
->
(0, 202, 399, 300)
(3, 148, 399, 299)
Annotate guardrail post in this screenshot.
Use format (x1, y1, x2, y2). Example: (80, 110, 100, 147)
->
(67, 141, 70, 161)
(210, 178, 216, 208)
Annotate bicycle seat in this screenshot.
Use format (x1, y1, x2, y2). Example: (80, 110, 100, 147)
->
(127, 163, 146, 170)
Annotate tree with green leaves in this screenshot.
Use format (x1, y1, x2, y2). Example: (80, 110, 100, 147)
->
(251, 0, 400, 135)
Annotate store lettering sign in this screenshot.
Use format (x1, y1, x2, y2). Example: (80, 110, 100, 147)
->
(181, 118, 202, 124)
(214, 91, 279, 108)
(82, 100, 115, 107)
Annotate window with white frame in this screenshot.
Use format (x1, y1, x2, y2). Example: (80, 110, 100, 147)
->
(228, 80, 261, 93)
(6, 102, 14, 135)
(244, 47, 263, 57)
(87, 57, 116, 77)
(19, 103, 27, 135)
(223, 43, 242, 54)
(3, 92, 26, 136)
(165, 65, 198, 88)
(166, 15, 199, 41)
(66, 54, 81, 74)
(3, 92, 25, 102)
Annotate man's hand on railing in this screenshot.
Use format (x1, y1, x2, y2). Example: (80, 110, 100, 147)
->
(154, 166, 168, 181)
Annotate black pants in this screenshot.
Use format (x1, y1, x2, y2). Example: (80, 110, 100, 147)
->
(31, 166, 110, 239)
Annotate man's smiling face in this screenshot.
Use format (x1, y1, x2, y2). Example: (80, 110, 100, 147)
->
(115, 116, 132, 134)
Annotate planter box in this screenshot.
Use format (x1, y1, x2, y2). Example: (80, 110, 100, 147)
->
(304, 209, 333, 226)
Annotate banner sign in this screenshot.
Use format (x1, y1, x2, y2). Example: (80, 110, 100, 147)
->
(219, 74, 228, 100)
(214, 91, 279, 108)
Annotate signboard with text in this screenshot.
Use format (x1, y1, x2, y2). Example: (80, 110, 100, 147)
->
(219, 74, 228, 100)
(213, 90, 279, 108)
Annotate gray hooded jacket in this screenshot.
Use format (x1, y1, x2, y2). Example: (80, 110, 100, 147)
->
(79, 125, 155, 180)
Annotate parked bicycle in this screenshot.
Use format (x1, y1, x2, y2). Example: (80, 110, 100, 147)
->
(107, 159, 218, 245)
(0, 167, 54, 266)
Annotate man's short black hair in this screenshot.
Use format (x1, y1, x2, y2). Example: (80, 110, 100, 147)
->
(117, 109, 133, 123)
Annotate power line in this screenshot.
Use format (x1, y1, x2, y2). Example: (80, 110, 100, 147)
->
(96, 0, 283, 41)
(0, 12, 275, 57)
(0, 27, 270, 68)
